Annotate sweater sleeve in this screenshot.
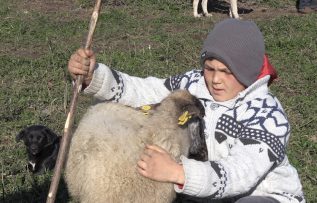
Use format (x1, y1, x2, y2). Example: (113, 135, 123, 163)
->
(83, 63, 171, 107)
(84, 63, 203, 107)
(176, 141, 277, 198)
(176, 96, 291, 199)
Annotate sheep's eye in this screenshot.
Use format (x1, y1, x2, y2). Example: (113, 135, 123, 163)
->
(182, 104, 191, 111)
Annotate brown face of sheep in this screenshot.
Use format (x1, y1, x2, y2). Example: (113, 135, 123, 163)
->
(176, 94, 208, 162)
(139, 90, 208, 161)
(161, 90, 208, 161)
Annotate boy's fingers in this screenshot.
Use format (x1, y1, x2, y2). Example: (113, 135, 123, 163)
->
(72, 53, 90, 66)
(140, 153, 151, 161)
(71, 60, 90, 71)
(77, 48, 89, 58)
(88, 54, 96, 75)
(85, 49, 94, 57)
(145, 144, 165, 153)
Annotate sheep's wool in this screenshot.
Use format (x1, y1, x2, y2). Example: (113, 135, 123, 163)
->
(65, 90, 206, 203)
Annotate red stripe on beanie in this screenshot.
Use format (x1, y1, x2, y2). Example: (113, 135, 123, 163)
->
(257, 55, 278, 86)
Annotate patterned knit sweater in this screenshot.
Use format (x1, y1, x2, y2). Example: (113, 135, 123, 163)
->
(84, 63, 305, 203)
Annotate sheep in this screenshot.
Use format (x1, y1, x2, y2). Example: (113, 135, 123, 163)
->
(65, 90, 208, 203)
(193, 0, 240, 19)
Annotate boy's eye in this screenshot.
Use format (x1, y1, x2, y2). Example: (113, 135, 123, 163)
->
(204, 66, 232, 74)
(205, 67, 215, 71)
(223, 70, 232, 74)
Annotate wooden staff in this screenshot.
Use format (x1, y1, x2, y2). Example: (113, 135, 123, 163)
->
(46, 1, 102, 202)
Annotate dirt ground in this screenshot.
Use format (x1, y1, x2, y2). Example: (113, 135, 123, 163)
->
(229, 1, 301, 20)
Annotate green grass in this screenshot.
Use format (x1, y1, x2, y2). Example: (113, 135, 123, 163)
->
(0, 0, 316, 202)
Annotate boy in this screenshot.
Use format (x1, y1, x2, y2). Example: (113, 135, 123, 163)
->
(68, 19, 305, 203)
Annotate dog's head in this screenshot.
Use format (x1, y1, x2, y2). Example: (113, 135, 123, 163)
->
(16, 125, 58, 156)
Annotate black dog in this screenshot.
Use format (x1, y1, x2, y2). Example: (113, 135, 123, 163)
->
(16, 125, 60, 174)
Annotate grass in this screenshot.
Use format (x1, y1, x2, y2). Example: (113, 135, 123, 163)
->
(0, 0, 316, 202)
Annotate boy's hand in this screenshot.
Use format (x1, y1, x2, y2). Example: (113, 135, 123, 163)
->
(137, 144, 185, 185)
(68, 48, 96, 87)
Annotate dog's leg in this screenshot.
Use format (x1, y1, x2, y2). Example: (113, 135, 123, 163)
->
(193, 0, 202, 17)
(229, 0, 240, 19)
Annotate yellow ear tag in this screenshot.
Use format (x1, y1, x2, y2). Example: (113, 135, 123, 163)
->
(178, 111, 192, 125)
(141, 105, 151, 115)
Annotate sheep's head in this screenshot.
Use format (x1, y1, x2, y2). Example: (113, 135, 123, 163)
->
(161, 90, 208, 161)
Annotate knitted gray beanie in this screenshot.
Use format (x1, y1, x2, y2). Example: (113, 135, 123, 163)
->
(200, 19, 265, 87)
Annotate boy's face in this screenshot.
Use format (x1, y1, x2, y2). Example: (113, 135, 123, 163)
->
(203, 59, 246, 102)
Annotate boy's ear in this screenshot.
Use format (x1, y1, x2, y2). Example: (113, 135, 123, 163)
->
(16, 129, 27, 142)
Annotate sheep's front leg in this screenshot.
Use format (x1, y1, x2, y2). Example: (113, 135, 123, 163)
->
(193, 0, 202, 17)
(229, 0, 240, 19)
(202, 0, 212, 17)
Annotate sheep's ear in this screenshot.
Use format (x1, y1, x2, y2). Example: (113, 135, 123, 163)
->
(178, 111, 192, 126)
(177, 104, 204, 126)
(187, 117, 208, 161)
(178, 95, 205, 124)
